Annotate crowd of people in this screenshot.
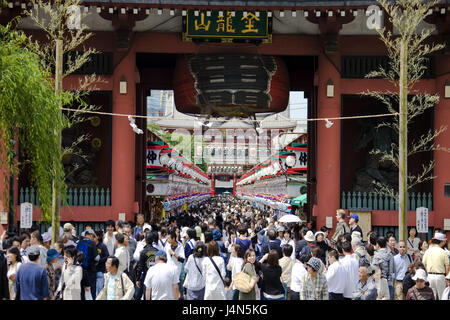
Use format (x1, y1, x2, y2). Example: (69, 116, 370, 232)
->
(0, 195, 449, 301)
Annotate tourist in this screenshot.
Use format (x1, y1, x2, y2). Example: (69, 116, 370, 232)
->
(258, 250, 285, 300)
(299, 257, 328, 300)
(325, 249, 345, 300)
(97, 256, 135, 300)
(414, 239, 429, 263)
(6, 246, 22, 300)
(422, 231, 449, 300)
(331, 209, 350, 246)
(352, 266, 377, 300)
(406, 227, 420, 257)
(348, 214, 363, 238)
(184, 241, 206, 300)
(15, 245, 49, 300)
(393, 240, 413, 300)
(405, 268, 435, 300)
(279, 244, 294, 299)
(239, 248, 259, 300)
(202, 241, 226, 300)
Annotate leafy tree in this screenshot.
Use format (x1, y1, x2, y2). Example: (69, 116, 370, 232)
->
(0, 22, 72, 227)
(24, 0, 103, 242)
(365, 0, 448, 241)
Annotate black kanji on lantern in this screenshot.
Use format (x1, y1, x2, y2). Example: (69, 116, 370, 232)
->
(189, 54, 276, 107)
(147, 150, 158, 164)
(298, 151, 308, 167)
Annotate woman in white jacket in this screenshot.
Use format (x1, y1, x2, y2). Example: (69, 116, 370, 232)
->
(184, 242, 206, 300)
(202, 241, 226, 300)
(57, 247, 83, 300)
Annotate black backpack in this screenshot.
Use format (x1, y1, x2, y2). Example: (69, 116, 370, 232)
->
(355, 250, 371, 268)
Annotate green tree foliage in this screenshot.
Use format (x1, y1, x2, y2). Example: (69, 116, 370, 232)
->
(0, 23, 73, 223)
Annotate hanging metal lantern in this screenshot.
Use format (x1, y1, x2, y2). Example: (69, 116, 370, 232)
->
(173, 53, 289, 117)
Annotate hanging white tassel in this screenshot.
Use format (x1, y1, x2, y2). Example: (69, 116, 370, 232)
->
(128, 115, 143, 134)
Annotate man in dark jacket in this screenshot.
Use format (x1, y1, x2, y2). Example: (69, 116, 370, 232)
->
(77, 229, 99, 299)
(0, 250, 9, 300)
(262, 228, 282, 258)
(135, 231, 159, 300)
(93, 230, 109, 299)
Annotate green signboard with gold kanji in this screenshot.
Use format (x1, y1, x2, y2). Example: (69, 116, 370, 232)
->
(183, 10, 272, 43)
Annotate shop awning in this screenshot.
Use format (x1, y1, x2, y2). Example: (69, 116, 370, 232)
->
(291, 194, 307, 206)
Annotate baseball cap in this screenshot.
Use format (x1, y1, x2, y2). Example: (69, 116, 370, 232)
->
(63, 223, 74, 231)
(155, 250, 167, 259)
(27, 245, 41, 256)
(81, 229, 95, 237)
(348, 214, 359, 222)
(42, 232, 52, 243)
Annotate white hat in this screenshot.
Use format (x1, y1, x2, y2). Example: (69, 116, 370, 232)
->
(412, 268, 428, 282)
(143, 224, 151, 231)
(432, 232, 447, 242)
(42, 232, 52, 243)
(180, 227, 189, 238)
(304, 230, 315, 242)
(315, 231, 325, 239)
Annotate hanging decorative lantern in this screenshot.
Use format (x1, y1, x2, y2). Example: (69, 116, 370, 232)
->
(173, 53, 289, 117)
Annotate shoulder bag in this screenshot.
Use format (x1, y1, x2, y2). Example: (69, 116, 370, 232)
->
(208, 256, 225, 285)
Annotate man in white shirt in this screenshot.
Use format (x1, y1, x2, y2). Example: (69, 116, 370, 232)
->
(114, 232, 130, 275)
(155, 227, 169, 251)
(144, 250, 180, 300)
(340, 241, 359, 300)
(165, 231, 185, 292)
(103, 220, 116, 256)
(393, 240, 413, 300)
(325, 249, 346, 300)
(290, 255, 308, 300)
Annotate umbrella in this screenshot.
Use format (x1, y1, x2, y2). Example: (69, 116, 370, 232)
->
(291, 194, 307, 206)
(278, 214, 302, 224)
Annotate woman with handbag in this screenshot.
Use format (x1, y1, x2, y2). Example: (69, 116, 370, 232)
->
(238, 249, 259, 300)
(184, 242, 206, 300)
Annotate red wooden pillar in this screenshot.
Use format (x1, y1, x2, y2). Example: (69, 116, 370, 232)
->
(232, 174, 237, 196)
(211, 173, 216, 196)
(433, 55, 450, 230)
(313, 51, 341, 230)
(110, 50, 137, 222)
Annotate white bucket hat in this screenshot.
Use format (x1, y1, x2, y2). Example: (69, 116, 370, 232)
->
(304, 230, 315, 242)
(412, 268, 428, 282)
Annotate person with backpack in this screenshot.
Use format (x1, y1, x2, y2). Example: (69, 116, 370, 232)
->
(371, 236, 395, 300)
(331, 209, 350, 246)
(135, 231, 159, 300)
(76, 229, 99, 298)
(299, 231, 316, 259)
(96, 256, 135, 300)
(352, 239, 371, 268)
(393, 240, 414, 300)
